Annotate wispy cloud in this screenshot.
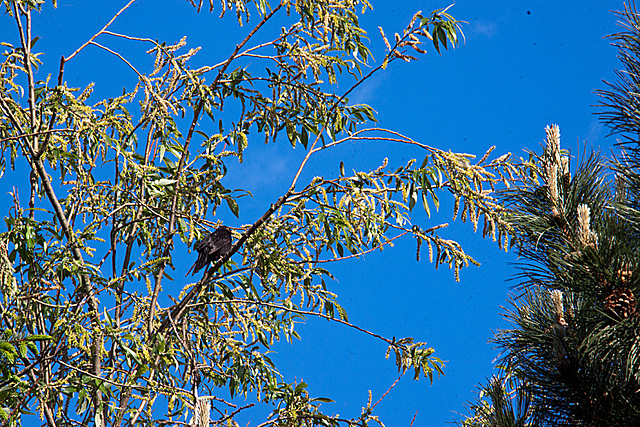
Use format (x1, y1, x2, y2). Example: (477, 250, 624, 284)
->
(585, 120, 605, 145)
(349, 72, 386, 105)
(471, 20, 497, 39)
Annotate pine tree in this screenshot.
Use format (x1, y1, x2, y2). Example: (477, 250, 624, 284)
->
(462, 3, 640, 425)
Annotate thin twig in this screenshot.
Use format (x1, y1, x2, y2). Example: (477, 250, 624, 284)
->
(215, 403, 255, 425)
(409, 410, 419, 427)
(288, 21, 433, 191)
(88, 42, 146, 81)
(102, 30, 155, 43)
(297, 231, 410, 264)
(132, 3, 286, 424)
(309, 127, 439, 155)
(0, 128, 73, 144)
(212, 298, 396, 347)
(153, 0, 285, 336)
(371, 373, 404, 410)
(63, 0, 137, 64)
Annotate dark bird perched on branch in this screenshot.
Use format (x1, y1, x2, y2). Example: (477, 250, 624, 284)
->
(186, 226, 232, 276)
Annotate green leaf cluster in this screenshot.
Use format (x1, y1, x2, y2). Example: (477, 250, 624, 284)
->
(0, 1, 524, 425)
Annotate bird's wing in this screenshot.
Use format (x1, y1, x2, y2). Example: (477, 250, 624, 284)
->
(187, 227, 232, 276)
(197, 227, 232, 256)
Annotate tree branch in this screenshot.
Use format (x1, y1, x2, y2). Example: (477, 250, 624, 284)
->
(148, 0, 285, 335)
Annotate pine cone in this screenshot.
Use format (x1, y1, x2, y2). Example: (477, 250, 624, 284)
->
(604, 288, 637, 319)
(562, 172, 570, 189)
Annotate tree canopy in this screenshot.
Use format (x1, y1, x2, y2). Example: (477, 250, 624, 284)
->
(0, 1, 525, 426)
(461, 3, 640, 426)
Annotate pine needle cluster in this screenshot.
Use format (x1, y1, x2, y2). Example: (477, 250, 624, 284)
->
(462, 3, 640, 425)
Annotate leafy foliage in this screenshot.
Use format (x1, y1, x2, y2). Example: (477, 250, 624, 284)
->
(0, 0, 523, 425)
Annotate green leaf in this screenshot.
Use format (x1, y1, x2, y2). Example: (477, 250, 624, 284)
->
(294, 381, 308, 394)
(18, 342, 27, 358)
(421, 191, 431, 217)
(437, 27, 448, 50)
(286, 121, 296, 147)
(225, 196, 240, 218)
(0, 342, 16, 363)
(154, 178, 177, 186)
(312, 397, 335, 403)
(25, 335, 52, 341)
(335, 302, 348, 322)
(409, 184, 418, 211)
(325, 302, 335, 318)
(121, 343, 141, 365)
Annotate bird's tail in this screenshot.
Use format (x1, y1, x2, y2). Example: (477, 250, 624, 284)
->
(185, 264, 195, 277)
(186, 253, 206, 276)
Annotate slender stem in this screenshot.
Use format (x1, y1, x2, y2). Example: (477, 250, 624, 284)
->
(12, 2, 38, 145)
(0, 128, 73, 144)
(13, 2, 40, 223)
(102, 30, 155, 43)
(147, 103, 203, 333)
(57, 0, 137, 85)
(288, 61, 391, 192)
(309, 127, 439, 155)
(89, 41, 168, 109)
(298, 231, 410, 264)
(213, 297, 396, 346)
(89, 42, 146, 81)
(10, 2, 105, 420)
(149, 0, 285, 335)
(127, 371, 155, 425)
(371, 373, 404, 410)
(210, 2, 284, 91)
(288, 20, 427, 192)
(64, 0, 137, 64)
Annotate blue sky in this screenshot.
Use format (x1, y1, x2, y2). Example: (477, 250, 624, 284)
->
(0, 0, 626, 425)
